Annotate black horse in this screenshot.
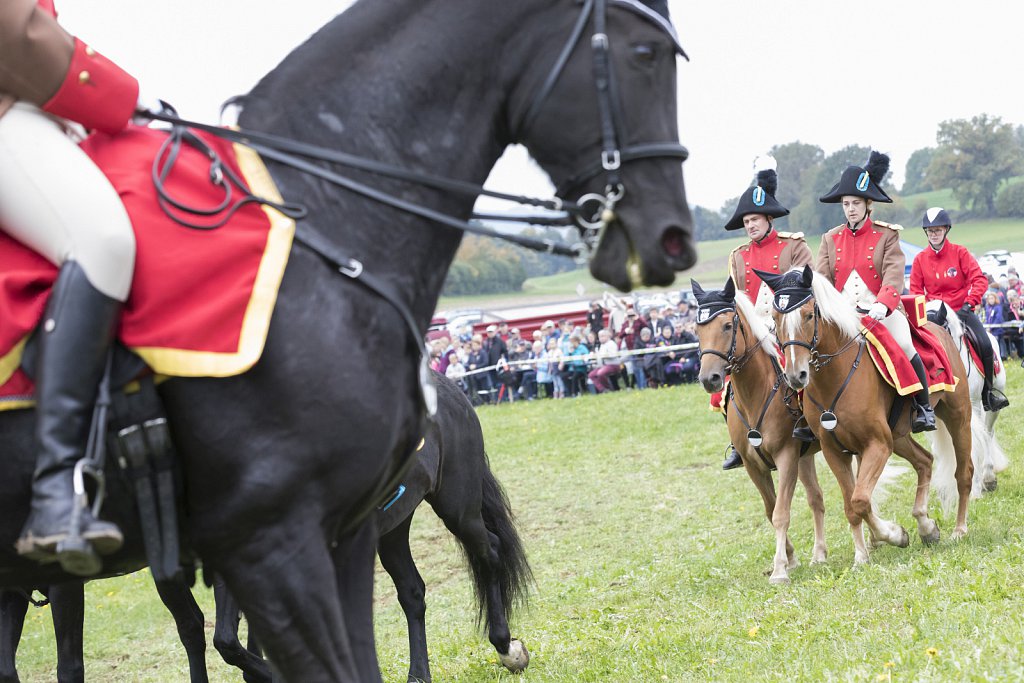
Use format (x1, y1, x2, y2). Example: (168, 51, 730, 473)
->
(213, 372, 532, 683)
(4, 373, 530, 683)
(0, 0, 693, 679)
(0, 579, 209, 683)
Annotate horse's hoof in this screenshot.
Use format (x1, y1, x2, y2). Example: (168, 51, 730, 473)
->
(984, 477, 998, 493)
(787, 556, 801, 570)
(499, 638, 530, 673)
(769, 573, 790, 585)
(950, 527, 968, 541)
(810, 550, 828, 565)
(920, 525, 941, 546)
(897, 527, 910, 548)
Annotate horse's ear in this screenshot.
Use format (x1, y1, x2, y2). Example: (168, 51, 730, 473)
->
(723, 277, 736, 300)
(690, 279, 705, 299)
(933, 304, 948, 326)
(801, 265, 814, 287)
(752, 268, 782, 291)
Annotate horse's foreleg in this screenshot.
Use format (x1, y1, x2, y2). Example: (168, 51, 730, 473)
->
(0, 590, 30, 683)
(211, 576, 273, 683)
(331, 518, 382, 683)
(378, 515, 431, 683)
(743, 459, 789, 582)
(820, 445, 870, 565)
(892, 435, 939, 544)
(945, 406, 974, 539)
(850, 444, 910, 550)
(769, 447, 803, 585)
(796, 449, 827, 564)
(49, 582, 84, 683)
(214, 519, 357, 683)
(153, 579, 209, 683)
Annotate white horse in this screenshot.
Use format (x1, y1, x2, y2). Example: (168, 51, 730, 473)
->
(925, 301, 1008, 498)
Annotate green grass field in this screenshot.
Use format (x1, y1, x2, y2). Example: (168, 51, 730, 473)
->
(439, 217, 1024, 311)
(11, 365, 1024, 681)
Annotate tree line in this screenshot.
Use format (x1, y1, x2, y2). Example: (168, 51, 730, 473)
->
(692, 114, 1024, 242)
(442, 229, 577, 296)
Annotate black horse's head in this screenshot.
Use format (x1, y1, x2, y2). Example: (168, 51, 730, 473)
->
(510, 0, 695, 291)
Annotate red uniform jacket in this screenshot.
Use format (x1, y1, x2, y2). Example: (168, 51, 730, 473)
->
(0, 0, 138, 132)
(729, 229, 813, 314)
(908, 241, 988, 310)
(815, 218, 904, 313)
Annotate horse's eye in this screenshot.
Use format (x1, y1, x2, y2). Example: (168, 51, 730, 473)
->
(632, 43, 657, 63)
(723, 322, 732, 331)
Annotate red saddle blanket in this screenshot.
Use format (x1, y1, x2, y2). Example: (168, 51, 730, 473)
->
(966, 334, 1001, 377)
(860, 313, 958, 396)
(0, 125, 296, 409)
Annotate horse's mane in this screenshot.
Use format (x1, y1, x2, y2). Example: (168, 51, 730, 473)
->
(734, 291, 781, 362)
(780, 269, 862, 340)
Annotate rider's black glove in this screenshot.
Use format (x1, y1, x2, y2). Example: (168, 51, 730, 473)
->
(960, 302, 975, 314)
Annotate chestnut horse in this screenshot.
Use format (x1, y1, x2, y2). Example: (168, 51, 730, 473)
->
(692, 278, 826, 585)
(764, 266, 973, 566)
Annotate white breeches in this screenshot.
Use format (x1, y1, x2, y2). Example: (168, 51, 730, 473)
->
(880, 309, 916, 360)
(0, 103, 134, 301)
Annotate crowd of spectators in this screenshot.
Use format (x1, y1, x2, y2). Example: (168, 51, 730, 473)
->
(978, 268, 1024, 361)
(426, 298, 702, 405)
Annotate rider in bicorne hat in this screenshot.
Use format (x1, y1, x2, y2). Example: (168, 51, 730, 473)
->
(909, 207, 1009, 412)
(0, 0, 156, 574)
(716, 158, 813, 470)
(815, 151, 936, 433)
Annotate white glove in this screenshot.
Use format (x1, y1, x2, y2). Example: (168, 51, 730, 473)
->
(867, 302, 888, 320)
(133, 90, 167, 126)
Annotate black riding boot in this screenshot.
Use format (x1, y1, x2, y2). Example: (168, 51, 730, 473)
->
(909, 353, 937, 433)
(791, 415, 815, 443)
(980, 356, 1009, 413)
(722, 445, 743, 470)
(16, 262, 124, 576)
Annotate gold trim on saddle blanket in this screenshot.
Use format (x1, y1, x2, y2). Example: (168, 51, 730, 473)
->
(0, 337, 27, 391)
(861, 327, 958, 396)
(129, 143, 295, 377)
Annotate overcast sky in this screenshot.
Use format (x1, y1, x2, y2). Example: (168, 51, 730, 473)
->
(59, 0, 1021, 211)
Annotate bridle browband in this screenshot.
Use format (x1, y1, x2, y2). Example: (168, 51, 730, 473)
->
(142, 0, 689, 262)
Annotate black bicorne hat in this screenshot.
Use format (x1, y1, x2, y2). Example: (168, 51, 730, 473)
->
(691, 278, 736, 324)
(753, 266, 815, 314)
(724, 167, 790, 231)
(818, 151, 893, 204)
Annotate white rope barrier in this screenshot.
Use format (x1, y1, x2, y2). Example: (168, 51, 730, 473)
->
(444, 342, 700, 379)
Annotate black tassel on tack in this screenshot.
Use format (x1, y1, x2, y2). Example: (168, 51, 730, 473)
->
(756, 169, 778, 198)
(865, 151, 890, 186)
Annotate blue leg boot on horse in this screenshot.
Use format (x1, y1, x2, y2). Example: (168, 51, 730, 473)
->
(15, 262, 123, 576)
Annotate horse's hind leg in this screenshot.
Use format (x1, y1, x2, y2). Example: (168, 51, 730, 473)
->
(331, 518, 382, 683)
(153, 578, 209, 683)
(49, 582, 84, 683)
(0, 590, 30, 683)
(893, 436, 940, 545)
(378, 515, 431, 683)
(796, 449, 827, 564)
(212, 576, 273, 683)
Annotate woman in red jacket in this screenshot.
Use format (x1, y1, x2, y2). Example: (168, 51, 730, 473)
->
(909, 208, 1009, 412)
(0, 0, 152, 574)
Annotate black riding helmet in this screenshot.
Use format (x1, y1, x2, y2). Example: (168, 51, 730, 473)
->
(922, 207, 952, 231)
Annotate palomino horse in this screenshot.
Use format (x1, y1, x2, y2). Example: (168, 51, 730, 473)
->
(926, 302, 1009, 498)
(692, 278, 827, 585)
(0, 0, 693, 680)
(763, 266, 974, 566)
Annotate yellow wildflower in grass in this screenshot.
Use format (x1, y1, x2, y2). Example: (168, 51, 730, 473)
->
(884, 661, 895, 669)
(748, 626, 759, 638)
(926, 647, 938, 657)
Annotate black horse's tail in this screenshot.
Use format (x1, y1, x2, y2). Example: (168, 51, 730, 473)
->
(462, 454, 532, 628)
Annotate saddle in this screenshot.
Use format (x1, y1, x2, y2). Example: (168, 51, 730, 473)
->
(0, 125, 298, 581)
